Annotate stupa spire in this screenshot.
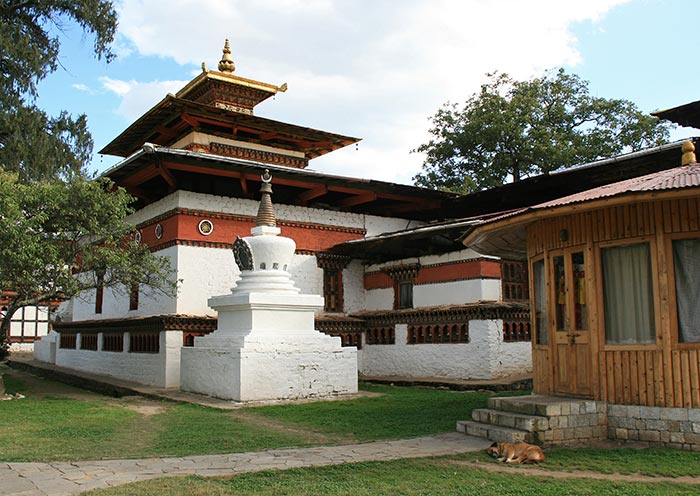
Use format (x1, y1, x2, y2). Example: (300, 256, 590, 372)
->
(218, 38, 236, 73)
(256, 170, 276, 227)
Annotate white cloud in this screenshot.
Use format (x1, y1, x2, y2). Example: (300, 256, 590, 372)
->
(99, 77, 188, 119)
(72, 83, 96, 94)
(108, 0, 630, 184)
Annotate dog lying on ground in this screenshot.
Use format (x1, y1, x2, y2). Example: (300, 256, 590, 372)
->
(486, 442, 546, 464)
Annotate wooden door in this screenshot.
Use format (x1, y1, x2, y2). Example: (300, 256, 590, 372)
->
(551, 249, 593, 397)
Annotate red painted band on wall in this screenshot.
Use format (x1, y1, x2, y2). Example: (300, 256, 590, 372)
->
(364, 259, 502, 290)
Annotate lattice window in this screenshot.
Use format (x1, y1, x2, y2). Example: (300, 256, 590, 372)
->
(129, 333, 159, 353)
(383, 264, 420, 310)
(316, 252, 351, 313)
(501, 261, 529, 301)
(59, 333, 77, 349)
(103, 333, 124, 352)
(366, 327, 395, 345)
(502, 321, 532, 342)
(80, 334, 98, 351)
(407, 323, 469, 344)
(9, 305, 50, 342)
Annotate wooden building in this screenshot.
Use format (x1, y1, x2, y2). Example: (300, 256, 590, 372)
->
(460, 141, 700, 449)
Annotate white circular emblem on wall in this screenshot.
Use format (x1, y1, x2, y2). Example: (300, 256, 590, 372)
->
(155, 223, 163, 239)
(198, 219, 214, 236)
(134, 230, 142, 243)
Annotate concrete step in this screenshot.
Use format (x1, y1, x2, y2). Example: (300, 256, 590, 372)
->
(488, 395, 603, 417)
(471, 408, 549, 432)
(457, 420, 534, 443)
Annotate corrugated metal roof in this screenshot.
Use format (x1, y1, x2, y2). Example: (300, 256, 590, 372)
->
(537, 163, 700, 208)
(476, 163, 700, 227)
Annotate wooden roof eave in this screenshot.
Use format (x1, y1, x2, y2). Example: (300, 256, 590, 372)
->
(461, 186, 700, 259)
(100, 95, 361, 158)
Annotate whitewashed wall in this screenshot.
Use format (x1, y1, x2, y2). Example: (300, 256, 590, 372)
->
(359, 321, 531, 380)
(363, 249, 502, 311)
(53, 331, 182, 387)
(65, 190, 422, 323)
(343, 260, 365, 313)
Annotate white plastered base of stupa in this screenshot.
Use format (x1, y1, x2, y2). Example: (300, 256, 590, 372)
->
(180, 226, 358, 402)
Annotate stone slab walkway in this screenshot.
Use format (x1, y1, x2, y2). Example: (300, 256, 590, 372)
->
(1, 433, 489, 496)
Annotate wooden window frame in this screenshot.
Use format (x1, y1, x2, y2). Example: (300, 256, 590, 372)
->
(596, 236, 661, 352)
(529, 255, 548, 349)
(665, 231, 700, 350)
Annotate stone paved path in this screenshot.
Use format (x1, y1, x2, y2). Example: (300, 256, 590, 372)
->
(1, 433, 489, 495)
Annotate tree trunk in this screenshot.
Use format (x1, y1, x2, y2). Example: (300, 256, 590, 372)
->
(0, 306, 15, 360)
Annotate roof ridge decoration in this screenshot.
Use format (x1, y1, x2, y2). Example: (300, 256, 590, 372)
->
(682, 140, 696, 165)
(218, 38, 236, 73)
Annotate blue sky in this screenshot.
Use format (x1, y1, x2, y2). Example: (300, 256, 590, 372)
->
(35, 0, 698, 184)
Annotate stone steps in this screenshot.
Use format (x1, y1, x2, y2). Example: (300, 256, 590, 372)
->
(471, 408, 549, 432)
(457, 420, 534, 443)
(459, 395, 608, 445)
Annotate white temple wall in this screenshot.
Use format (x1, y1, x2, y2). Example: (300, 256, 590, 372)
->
(358, 321, 531, 380)
(364, 288, 394, 311)
(175, 245, 238, 316)
(343, 260, 366, 313)
(413, 279, 501, 307)
(70, 246, 178, 321)
(53, 331, 182, 387)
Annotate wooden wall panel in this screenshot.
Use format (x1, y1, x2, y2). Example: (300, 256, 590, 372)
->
(528, 196, 700, 408)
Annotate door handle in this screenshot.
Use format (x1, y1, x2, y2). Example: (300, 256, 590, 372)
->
(568, 333, 580, 345)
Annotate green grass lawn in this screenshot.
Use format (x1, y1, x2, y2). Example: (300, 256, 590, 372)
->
(83, 457, 700, 496)
(0, 366, 492, 462)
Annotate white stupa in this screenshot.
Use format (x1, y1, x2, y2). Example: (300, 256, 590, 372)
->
(180, 170, 358, 401)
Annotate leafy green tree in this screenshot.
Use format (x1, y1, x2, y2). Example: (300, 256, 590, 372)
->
(0, 0, 117, 180)
(0, 2, 176, 357)
(0, 172, 177, 356)
(414, 69, 672, 193)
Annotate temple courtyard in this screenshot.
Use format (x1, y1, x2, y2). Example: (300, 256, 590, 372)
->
(2, 361, 700, 495)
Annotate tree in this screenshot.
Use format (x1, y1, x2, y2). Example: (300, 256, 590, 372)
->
(0, 0, 117, 180)
(0, 2, 176, 357)
(0, 172, 177, 357)
(413, 69, 672, 194)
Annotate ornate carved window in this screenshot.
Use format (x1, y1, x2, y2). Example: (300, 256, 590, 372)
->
(316, 253, 351, 313)
(501, 260, 529, 301)
(384, 264, 420, 310)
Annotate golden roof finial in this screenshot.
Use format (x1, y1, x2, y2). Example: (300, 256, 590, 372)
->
(682, 140, 696, 165)
(218, 38, 235, 73)
(256, 170, 276, 227)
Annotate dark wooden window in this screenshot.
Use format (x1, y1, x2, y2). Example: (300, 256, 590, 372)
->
(323, 268, 343, 312)
(129, 333, 159, 353)
(59, 333, 77, 349)
(366, 327, 395, 345)
(316, 252, 350, 313)
(502, 321, 531, 342)
(502, 261, 529, 301)
(397, 281, 413, 309)
(129, 281, 139, 311)
(407, 324, 469, 344)
(80, 334, 98, 351)
(103, 333, 124, 352)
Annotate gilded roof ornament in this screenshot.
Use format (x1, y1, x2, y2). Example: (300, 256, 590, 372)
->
(682, 140, 696, 165)
(256, 170, 276, 227)
(218, 38, 236, 73)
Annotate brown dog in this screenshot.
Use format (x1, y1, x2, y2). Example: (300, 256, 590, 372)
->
(486, 442, 546, 464)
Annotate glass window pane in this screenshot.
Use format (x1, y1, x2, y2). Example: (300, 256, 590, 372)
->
(572, 252, 588, 331)
(399, 282, 413, 309)
(533, 259, 547, 345)
(602, 243, 655, 344)
(554, 255, 567, 331)
(673, 238, 700, 343)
